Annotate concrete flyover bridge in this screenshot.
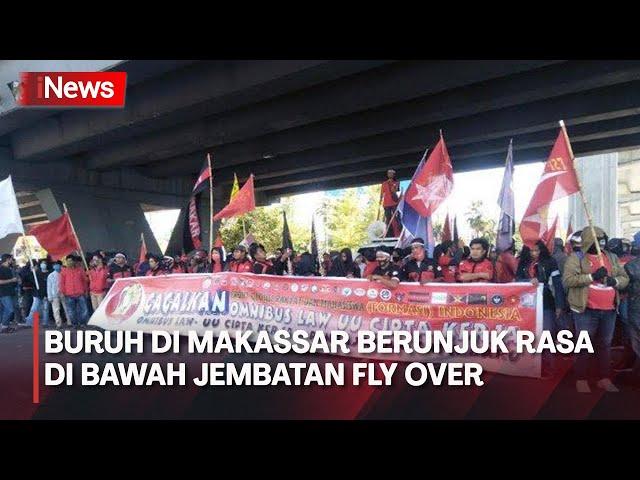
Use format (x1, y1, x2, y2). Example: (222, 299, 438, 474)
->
(1, 59, 639, 254)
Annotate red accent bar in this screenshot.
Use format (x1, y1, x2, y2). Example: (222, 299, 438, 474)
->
(33, 311, 39, 404)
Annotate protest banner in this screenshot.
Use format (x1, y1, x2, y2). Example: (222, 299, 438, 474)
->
(89, 273, 543, 378)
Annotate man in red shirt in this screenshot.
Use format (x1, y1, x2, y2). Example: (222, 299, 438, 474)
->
(495, 241, 518, 283)
(88, 254, 109, 311)
(457, 238, 494, 283)
(60, 254, 89, 328)
(380, 169, 401, 237)
(225, 245, 253, 273)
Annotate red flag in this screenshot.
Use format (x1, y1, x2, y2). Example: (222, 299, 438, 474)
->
(28, 212, 79, 261)
(139, 233, 147, 264)
(441, 212, 452, 243)
(541, 215, 559, 252)
(405, 135, 454, 217)
(565, 217, 573, 254)
(213, 175, 256, 221)
(519, 129, 580, 247)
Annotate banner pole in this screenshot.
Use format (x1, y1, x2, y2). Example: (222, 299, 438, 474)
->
(207, 153, 214, 256)
(63, 204, 89, 271)
(559, 120, 603, 266)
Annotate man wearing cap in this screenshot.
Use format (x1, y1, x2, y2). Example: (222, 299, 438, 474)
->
(108, 253, 134, 289)
(457, 238, 494, 283)
(401, 238, 442, 284)
(226, 244, 253, 273)
(367, 249, 401, 289)
(380, 169, 401, 237)
(60, 254, 89, 328)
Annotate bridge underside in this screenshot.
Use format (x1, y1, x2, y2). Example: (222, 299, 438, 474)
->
(2, 59, 640, 254)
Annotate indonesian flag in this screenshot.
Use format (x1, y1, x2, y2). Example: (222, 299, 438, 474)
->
(28, 212, 80, 261)
(213, 174, 256, 221)
(139, 233, 148, 264)
(441, 212, 452, 243)
(565, 217, 574, 254)
(405, 135, 453, 217)
(519, 129, 580, 247)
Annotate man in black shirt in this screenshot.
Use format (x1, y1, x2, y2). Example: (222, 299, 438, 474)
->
(400, 238, 442, 284)
(368, 249, 401, 289)
(0, 254, 19, 334)
(250, 243, 275, 274)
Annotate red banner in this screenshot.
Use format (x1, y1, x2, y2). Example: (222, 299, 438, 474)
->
(90, 273, 543, 377)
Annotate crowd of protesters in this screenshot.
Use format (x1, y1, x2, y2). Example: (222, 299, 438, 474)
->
(0, 226, 639, 393)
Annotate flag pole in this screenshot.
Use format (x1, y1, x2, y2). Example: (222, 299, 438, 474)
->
(207, 153, 214, 256)
(242, 218, 247, 238)
(63, 204, 89, 271)
(381, 192, 403, 238)
(559, 120, 603, 265)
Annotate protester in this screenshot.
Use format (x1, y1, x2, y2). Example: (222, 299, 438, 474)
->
(19, 260, 36, 320)
(25, 260, 50, 327)
(136, 253, 152, 276)
(354, 254, 367, 277)
(624, 249, 640, 386)
(294, 252, 318, 276)
(47, 261, 69, 328)
(250, 243, 275, 274)
(226, 245, 253, 273)
(321, 253, 332, 276)
(495, 240, 518, 283)
(552, 238, 568, 275)
(0, 254, 18, 334)
(88, 254, 109, 310)
(434, 240, 464, 283)
(516, 241, 566, 377)
(210, 248, 225, 273)
(367, 249, 401, 289)
(274, 247, 294, 275)
(108, 253, 134, 288)
(457, 238, 494, 283)
(380, 169, 401, 237)
(60, 254, 89, 329)
(145, 254, 165, 276)
(563, 226, 629, 393)
(327, 248, 360, 278)
(401, 238, 441, 284)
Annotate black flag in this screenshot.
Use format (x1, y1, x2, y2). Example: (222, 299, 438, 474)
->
(310, 216, 318, 258)
(282, 211, 293, 251)
(453, 215, 459, 244)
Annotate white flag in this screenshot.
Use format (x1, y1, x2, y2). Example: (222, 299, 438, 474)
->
(0, 175, 25, 239)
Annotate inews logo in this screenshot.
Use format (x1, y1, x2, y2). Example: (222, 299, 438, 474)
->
(13, 72, 127, 107)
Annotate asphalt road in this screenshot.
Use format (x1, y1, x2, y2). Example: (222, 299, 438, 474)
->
(2, 327, 639, 420)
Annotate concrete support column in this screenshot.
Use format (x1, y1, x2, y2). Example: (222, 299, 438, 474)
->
(569, 152, 618, 237)
(47, 186, 161, 258)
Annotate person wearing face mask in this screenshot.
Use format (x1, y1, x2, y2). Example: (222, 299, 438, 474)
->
(47, 261, 68, 328)
(401, 238, 442, 284)
(25, 259, 51, 327)
(367, 249, 401, 289)
(563, 226, 629, 393)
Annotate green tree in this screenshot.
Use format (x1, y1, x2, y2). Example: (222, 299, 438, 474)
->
(219, 206, 282, 253)
(465, 200, 496, 244)
(323, 185, 379, 251)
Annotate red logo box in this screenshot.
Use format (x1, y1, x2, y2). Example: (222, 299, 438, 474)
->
(16, 71, 127, 107)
